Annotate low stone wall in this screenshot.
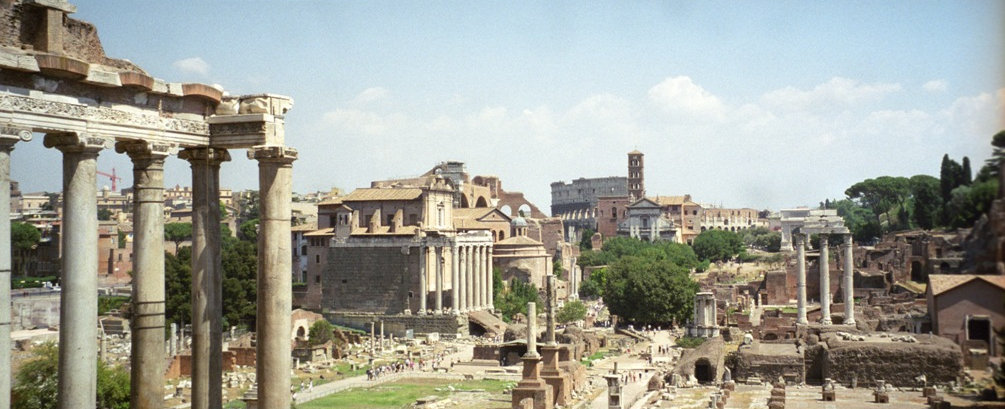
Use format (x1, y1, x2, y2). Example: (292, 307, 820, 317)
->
(728, 345, 804, 384)
(822, 335, 963, 387)
(326, 312, 467, 338)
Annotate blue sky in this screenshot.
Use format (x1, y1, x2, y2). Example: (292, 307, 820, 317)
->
(13, 1, 1004, 211)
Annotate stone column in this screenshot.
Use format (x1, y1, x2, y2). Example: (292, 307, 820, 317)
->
(482, 245, 490, 309)
(170, 323, 178, 356)
(795, 233, 808, 325)
(466, 246, 475, 310)
(45, 133, 109, 409)
(843, 234, 856, 326)
(458, 245, 467, 312)
(250, 145, 297, 409)
(418, 245, 427, 314)
(545, 275, 555, 344)
(450, 246, 459, 313)
(526, 302, 538, 357)
(180, 147, 230, 409)
(0, 127, 28, 409)
(435, 246, 443, 314)
(118, 141, 172, 409)
(819, 235, 832, 325)
(474, 245, 484, 310)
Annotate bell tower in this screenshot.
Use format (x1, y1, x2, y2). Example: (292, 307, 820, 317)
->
(627, 150, 644, 200)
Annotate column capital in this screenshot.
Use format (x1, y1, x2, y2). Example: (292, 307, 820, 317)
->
(43, 132, 111, 153)
(0, 125, 32, 148)
(115, 140, 177, 160)
(179, 147, 231, 164)
(247, 145, 297, 164)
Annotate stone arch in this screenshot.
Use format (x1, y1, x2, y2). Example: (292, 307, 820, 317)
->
(500, 205, 512, 217)
(517, 204, 531, 217)
(939, 261, 950, 272)
(295, 325, 308, 341)
(475, 196, 489, 207)
(460, 194, 470, 208)
(694, 358, 714, 384)
(763, 333, 779, 341)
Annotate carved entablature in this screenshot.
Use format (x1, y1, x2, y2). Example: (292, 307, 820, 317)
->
(0, 125, 33, 142)
(0, 93, 210, 144)
(208, 94, 293, 149)
(247, 145, 298, 163)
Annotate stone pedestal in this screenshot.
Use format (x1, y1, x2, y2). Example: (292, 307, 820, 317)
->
(540, 346, 569, 406)
(604, 374, 622, 409)
(511, 356, 553, 409)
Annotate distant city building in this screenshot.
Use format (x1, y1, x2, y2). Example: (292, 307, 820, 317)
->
(618, 198, 677, 242)
(699, 206, 766, 232)
(551, 176, 627, 234)
(627, 150, 645, 200)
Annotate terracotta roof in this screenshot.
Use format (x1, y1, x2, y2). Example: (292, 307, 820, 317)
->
(929, 274, 1005, 296)
(291, 222, 317, 232)
(318, 197, 343, 206)
(654, 196, 688, 206)
(342, 188, 423, 202)
(304, 227, 334, 237)
(495, 235, 544, 246)
(349, 225, 420, 236)
(452, 207, 497, 220)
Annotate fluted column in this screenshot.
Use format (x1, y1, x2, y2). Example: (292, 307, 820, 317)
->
(819, 235, 832, 325)
(843, 234, 856, 326)
(45, 133, 109, 409)
(795, 233, 808, 325)
(250, 145, 297, 409)
(482, 245, 490, 309)
(466, 246, 475, 311)
(180, 147, 230, 409)
(118, 141, 172, 409)
(0, 127, 29, 409)
(418, 245, 427, 314)
(434, 246, 444, 314)
(458, 246, 468, 312)
(451, 246, 459, 313)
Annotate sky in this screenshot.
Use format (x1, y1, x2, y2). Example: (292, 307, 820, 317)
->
(11, 1, 1005, 211)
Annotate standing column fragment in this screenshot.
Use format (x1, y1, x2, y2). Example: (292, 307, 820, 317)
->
(435, 246, 443, 314)
(819, 235, 832, 325)
(0, 128, 28, 409)
(118, 141, 172, 409)
(250, 146, 298, 409)
(458, 246, 468, 312)
(45, 133, 109, 409)
(180, 147, 230, 409)
(486, 245, 494, 310)
(843, 234, 856, 326)
(451, 246, 459, 313)
(795, 233, 808, 325)
(418, 246, 427, 314)
(474, 246, 483, 310)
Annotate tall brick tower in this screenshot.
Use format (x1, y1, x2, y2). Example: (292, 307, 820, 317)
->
(627, 150, 644, 200)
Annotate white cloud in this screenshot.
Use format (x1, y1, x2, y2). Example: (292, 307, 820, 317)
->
(350, 87, 390, 106)
(171, 57, 210, 76)
(321, 108, 399, 136)
(761, 77, 901, 110)
(647, 76, 726, 119)
(922, 80, 948, 92)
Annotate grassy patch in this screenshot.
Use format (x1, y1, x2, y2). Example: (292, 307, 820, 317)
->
(11, 275, 57, 289)
(98, 296, 130, 315)
(580, 349, 612, 367)
(675, 337, 706, 349)
(223, 400, 246, 409)
(296, 378, 511, 409)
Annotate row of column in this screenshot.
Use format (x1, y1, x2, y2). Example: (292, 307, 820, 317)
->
(794, 233, 855, 326)
(0, 131, 297, 409)
(417, 243, 493, 314)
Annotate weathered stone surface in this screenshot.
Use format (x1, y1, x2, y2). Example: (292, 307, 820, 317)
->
(822, 335, 962, 387)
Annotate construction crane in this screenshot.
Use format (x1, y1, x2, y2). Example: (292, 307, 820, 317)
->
(96, 168, 123, 192)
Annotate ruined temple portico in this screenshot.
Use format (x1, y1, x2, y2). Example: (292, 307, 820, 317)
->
(1, 1, 298, 407)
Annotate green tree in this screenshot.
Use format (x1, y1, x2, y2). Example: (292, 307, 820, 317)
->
(164, 247, 192, 328)
(556, 300, 587, 324)
(11, 221, 40, 276)
(578, 267, 607, 299)
(578, 228, 595, 251)
(164, 222, 192, 252)
(494, 278, 540, 322)
(97, 208, 113, 221)
(961, 156, 973, 186)
(239, 219, 259, 242)
(979, 130, 1005, 183)
(221, 239, 258, 330)
(691, 229, 743, 263)
(945, 180, 999, 228)
(308, 319, 335, 346)
(909, 175, 941, 230)
(604, 256, 697, 325)
(13, 342, 130, 409)
(116, 229, 126, 249)
(845, 176, 911, 231)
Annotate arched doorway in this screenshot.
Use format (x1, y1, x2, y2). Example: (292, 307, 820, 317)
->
(296, 325, 307, 341)
(694, 358, 714, 384)
(910, 261, 924, 282)
(475, 196, 489, 207)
